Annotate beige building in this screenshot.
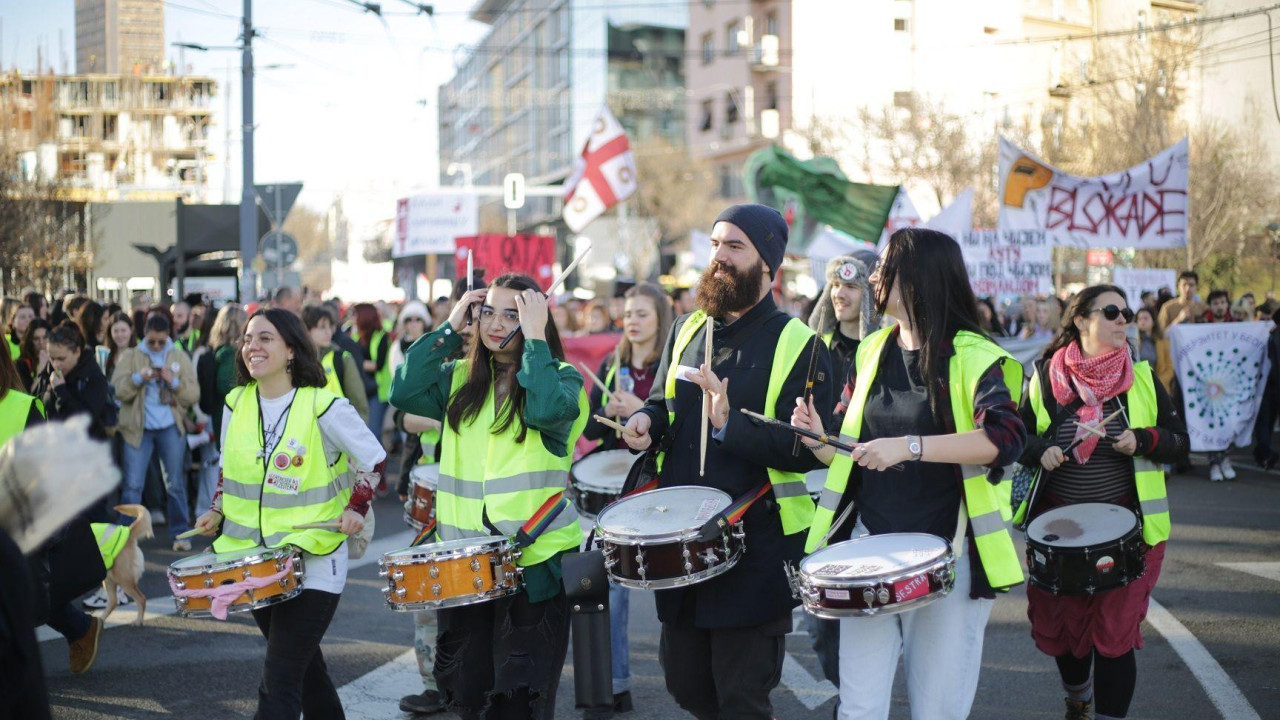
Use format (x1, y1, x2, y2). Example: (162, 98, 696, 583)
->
(75, 0, 166, 75)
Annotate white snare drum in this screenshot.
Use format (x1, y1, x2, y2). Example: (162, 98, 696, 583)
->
(168, 545, 305, 618)
(805, 470, 827, 503)
(596, 486, 744, 590)
(569, 449, 632, 518)
(379, 536, 523, 610)
(788, 533, 955, 618)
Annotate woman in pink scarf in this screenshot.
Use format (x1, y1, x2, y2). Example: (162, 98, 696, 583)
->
(1014, 285, 1188, 720)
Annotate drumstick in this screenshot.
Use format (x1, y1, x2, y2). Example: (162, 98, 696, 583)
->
(176, 528, 207, 540)
(1073, 420, 1118, 441)
(700, 319, 714, 477)
(739, 409, 858, 454)
(579, 363, 617, 403)
(292, 521, 343, 530)
(593, 415, 639, 437)
(498, 242, 592, 349)
(465, 249, 475, 326)
(1063, 407, 1127, 455)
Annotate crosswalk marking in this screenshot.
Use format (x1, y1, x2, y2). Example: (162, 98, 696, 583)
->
(1216, 561, 1280, 584)
(780, 651, 838, 710)
(337, 649, 420, 719)
(1146, 599, 1261, 720)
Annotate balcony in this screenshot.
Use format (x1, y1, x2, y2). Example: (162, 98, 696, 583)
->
(751, 35, 781, 71)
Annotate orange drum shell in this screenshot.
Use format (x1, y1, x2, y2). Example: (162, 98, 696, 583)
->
(172, 557, 300, 614)
(387, 551, 517, 606)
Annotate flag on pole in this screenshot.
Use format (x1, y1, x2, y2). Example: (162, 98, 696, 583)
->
(563, 105, 637, 233)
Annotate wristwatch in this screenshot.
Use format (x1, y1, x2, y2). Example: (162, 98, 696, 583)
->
(906, 435, 923, 461)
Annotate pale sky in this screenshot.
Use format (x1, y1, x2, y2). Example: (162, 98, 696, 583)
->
(1, 0, 492, 213)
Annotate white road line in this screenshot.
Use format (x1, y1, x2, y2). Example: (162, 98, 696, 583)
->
(37, 530, 415, 644)
(1216, 561, 1280, 584)
(1146, 599, 1261, 720)
(780, 652, 837, 711)
(336, 649, 420, 720)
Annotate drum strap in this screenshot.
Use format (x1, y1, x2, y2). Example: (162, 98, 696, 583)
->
(513, 491, 570, 548)
(695, 482, 772, 542)
(814, 495, 859, 551)
(952, 500, 968, 560)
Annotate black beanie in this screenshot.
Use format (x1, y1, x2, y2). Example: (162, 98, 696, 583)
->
(713, 204, 788, 275)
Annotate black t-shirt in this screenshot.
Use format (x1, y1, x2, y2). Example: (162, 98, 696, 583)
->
(856, 342, 962, 540)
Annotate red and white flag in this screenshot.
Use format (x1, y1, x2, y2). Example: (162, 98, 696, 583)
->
(562, 105, 637, 233)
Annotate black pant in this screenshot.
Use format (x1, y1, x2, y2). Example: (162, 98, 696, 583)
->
(1056, 650, 1137, 718)
(434, 589, 570, 720)
(659, 610, 789, 720)
(251, 589, 343, 720)
(1253, 380, 1278, 463)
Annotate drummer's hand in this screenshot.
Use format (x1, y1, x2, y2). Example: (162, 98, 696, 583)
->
(514, 289, 548, 342)
(854, 438, 912, 471)
(791, 395, 826, 436)
(605, 390, 645, 418)
(1041, 446, 1066, 471)
(447, 289, 488, 330)
(193, 509, 222, 537)
(688, 363, 730, 430)
(338, 509, 365, 536)
(623, 413, 652, 451)
(1113, 429, 1138, 456)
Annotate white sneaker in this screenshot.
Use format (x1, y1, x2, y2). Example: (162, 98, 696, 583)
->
(152, 510, 167, 525)
(82, 587, 132, 610)
(1220, 458, 1236, 480)
(1209, 463, 1224, 482)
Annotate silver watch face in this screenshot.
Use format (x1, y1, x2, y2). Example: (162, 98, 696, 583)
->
(909, 440, 921, 455)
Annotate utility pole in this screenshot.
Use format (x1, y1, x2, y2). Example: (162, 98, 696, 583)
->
(239, 0, 257, 301)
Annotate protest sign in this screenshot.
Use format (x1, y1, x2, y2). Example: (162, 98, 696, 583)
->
(395, 193, 479, 258)
(453, 234, 556, 288)
(1167, 322, 1272, 452)
(1112, 267, 1177, 306)
(958, 229, 1054, 299)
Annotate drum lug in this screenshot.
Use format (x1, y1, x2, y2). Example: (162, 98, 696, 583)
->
(782, 562, 800, 600)
(242, 568, 252, 579)
(877, 586, 890, 605)
(381, 586, 391, 596)
(602, 555, 617, 570)
(634, 547, 647, 582)
(392, 569, 405, 582)
(279, 578, 289, 588)
(470, 557, 482, 572)
(862, 587, 876, 608)
(731, 522, 746, 540)
(377, 559, 388, 578)
(396, 586, 409, 599)
(429, 565, 440, 579)
(172, 578, 186, 590)
(430, 583, 442, 597)
(473, 577, 484, 590)
(176, 597, 188, 606)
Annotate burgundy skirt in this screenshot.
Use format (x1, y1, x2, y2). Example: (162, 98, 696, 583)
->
(1026, 540, 1165, 659)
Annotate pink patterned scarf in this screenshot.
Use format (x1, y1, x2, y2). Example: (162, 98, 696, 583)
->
(1048, 341, 1134, 464)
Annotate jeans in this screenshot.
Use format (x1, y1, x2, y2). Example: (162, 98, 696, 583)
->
(196, 446, 221, 515)
(610, 584, 631, 694)
(120, 424, 190, 539)
(251, 589, 343, 720)
(366, 398, 388, 448)
(45, 601, 91, 643)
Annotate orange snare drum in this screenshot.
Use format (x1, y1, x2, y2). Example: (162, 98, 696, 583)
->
(167, 546, 304, 618)
(379, 536, 522, 611)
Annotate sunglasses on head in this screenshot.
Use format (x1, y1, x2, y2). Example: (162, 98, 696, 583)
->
(1088, 305, 1134, 323)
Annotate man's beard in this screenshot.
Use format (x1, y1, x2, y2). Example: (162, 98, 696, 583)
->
(696, 259, 766, 318)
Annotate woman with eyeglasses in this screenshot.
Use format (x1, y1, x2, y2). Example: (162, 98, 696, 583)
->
(389, 273, 588, 720)
(1014, 285, 1188, 720)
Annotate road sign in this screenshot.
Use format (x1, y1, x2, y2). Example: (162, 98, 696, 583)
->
(503, 173, 526, 210)
(255, 183, 303, 228)
(259, 231, 299, 266)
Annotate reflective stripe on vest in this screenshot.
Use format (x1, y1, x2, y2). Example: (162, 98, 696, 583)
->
(0, 390, 41, 447)
(436, 359, 587, 567)
(1014, 361, 1169, 546)
(806, 327, 1027, 589)
(320, 350, 345, 399)
(91, 523, 129, 571)
(661, 311, 817, 536)
(214, 385, 351, 556)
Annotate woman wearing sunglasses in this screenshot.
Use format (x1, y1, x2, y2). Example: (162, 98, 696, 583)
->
(1014, 285, 1188, 720)
(388, 273, 588, 720)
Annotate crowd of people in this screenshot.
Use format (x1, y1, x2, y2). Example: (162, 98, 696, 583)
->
(1, 203, 1278, 720)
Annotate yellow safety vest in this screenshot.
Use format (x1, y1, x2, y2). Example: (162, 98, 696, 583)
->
(320, 348, 345, 399)
(662, 310, 817, 536)
(805, 327, 1027, 590)
(7, 335, 19, 361)
(418, 427, 440, 463)
(371, 330, 391, 403)
(436, 359, 588, 567)
(0, 390, 43, 447)
(214, 385, 352, 556)
(91, 523, 130, 570)
(1015, 360, 1170, 546)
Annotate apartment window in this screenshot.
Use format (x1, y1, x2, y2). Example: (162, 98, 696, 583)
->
(718, 164, 744, 199)
(725, 92, 739, 124)
(766, 81, 779, 111)
(702, 32, 715, 65)
(765, 11, 778, 37)
(700, 99, 714, 132)
(1137, 11, 1147, 40)
(726, 21, 742, 56)
(894, 18, 908, 32)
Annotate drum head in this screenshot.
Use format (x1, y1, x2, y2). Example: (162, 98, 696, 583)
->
(596, 486, 730, 541)
(410, 463, 439, 490)
(801, 533, 949, 579)
(170, 546, 278, 570)
(384, 536, 506, 560)
(1027, 503, 1138, 547)
(572, 450, 633, 492)
(805, 470, 826, 497)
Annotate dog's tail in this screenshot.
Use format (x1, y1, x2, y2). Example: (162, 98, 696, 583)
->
(113, 504, 155, 541)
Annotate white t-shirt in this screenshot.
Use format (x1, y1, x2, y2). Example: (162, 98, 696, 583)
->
(221, 388, 386, 594)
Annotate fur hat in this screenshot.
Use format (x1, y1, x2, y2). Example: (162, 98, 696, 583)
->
(808, 255, 878, 339)
(397, 300, 431, 327)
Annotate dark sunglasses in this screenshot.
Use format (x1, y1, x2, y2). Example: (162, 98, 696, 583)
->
(1087, 305, 1134, 323)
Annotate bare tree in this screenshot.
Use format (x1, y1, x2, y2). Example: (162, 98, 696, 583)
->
(0, 150, 87, 296)
(629, 137, 718, 255)
(282, 205, 334, 294)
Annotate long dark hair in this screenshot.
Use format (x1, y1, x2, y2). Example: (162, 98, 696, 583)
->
(352, 303, 381, 346)
(77, 301, 104, 347)
(234, 308, 327, 389)
(446, 274, 567, 443)
(19, 318, 52, 368)
(1042, 284, 1128, 359)
(875, 228, 987, 420)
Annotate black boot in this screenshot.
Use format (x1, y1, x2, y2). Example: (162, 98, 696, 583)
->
(613, 690, 633, 713)
(399, 689, 445, 714)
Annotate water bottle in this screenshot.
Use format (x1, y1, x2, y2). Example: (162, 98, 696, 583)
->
(617, 367, 634, 395)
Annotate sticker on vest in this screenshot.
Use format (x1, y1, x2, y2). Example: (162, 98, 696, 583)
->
(672, 365, 700, 383)
(266, 472, 301, 495)
(273, 452, 292, 470)
(287, 438, 301, 451)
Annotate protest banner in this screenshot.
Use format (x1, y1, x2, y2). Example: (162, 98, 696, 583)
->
(958, 229, 1054, 299)
(1112, 267, 1177, 306)
(1167, 322, 1273, 452)
(453, 234, 556, 288)
(395, 193, 479, 258)
(997, 137, 1188, 249)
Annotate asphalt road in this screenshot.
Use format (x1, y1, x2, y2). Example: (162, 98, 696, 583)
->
(39, 452, 1280, 719)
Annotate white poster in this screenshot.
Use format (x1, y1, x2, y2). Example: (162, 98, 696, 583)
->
(925, 187, 973, 240)
(997, 137, 1189, 249)
(393, 193, 479, 258)
(958, 229, 1054, 300)
(1167, 322, 1273, 452)
(876, 188, 922, 251)
(1112, 267, 1177, 307)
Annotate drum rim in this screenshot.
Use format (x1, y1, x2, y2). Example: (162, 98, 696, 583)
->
(385, 580, 522, 611)
(798, 552, 955, 592)
(800, 580, 954, 619)
(173, 583, 304, 617)
(1025, 502, 1140, 548)
(570, 449, 634, 492)
(382, 535, 513, 563)
(168, 544, 298, 575)
(800, 533, 954, 583)
(595, 486, 733, 543)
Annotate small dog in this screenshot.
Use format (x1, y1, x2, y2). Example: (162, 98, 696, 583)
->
(95, 504, 153, 626)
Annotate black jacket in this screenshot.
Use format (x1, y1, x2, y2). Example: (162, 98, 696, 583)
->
(43, 351, 113, 441)
(637, 295, 834, 629)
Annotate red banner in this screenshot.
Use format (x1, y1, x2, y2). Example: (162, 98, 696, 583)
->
(454, 234, 556, 287)
(562, 333, 622, 461)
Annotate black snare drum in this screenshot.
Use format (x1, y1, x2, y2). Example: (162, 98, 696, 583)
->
(1025, 503, 1146, 596)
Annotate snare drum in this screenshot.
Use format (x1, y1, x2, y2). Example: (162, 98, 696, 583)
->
(569, 450, 632, 518)
(1025, 503, 1145, 596)
(167, 546, 305, 618)
(805, 469, 827, 503)
(787, 533, 955, 618)
(595, 486, 743, 590)
(404, 463, 438, 529)
(379, 536, 522, 611)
